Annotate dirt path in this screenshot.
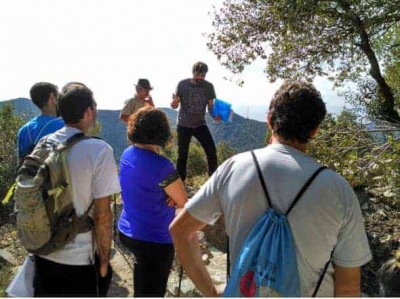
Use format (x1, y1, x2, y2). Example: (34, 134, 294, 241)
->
(108, 242, 133, 297)
(108, 231, 227, 297)
(0, 188, 398, 297)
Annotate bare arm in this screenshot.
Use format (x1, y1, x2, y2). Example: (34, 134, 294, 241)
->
(207, 99, 214, 114)
(208, 99, 221, 121)
(164, 178, 187, 208)
(334, 264, 361, 297)
(120, 98, 134, 123)
(169, 209, 219, 297)
(119, 114, 130, 123)
(171, 95, 180, 109)
(93, 196, 113, 277)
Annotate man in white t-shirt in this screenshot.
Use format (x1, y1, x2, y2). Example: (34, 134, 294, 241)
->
(33, 82, 121, 296)
(170, 81, 372, 297)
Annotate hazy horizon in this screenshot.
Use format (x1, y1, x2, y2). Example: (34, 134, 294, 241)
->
(0, 96, 346, 123)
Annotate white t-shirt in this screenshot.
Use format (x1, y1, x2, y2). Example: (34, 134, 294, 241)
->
(186, 143, 372, 296)
(39, 126, 121, 265)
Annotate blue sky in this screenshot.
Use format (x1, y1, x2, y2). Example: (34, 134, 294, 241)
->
(0, 0, 347, 121)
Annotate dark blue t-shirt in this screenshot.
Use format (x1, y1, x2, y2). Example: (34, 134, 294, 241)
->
(175, 78, 216, 128)
(118, 146, 179, 244)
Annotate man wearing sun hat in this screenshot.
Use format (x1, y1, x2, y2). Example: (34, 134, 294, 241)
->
(119, 79, 155, 123)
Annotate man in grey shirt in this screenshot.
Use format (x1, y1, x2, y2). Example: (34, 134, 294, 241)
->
(170, 81, 372, 297)
(171, 62, 220, 181)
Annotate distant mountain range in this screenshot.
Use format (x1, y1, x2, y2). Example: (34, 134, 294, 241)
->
(1, 98, 268, 159)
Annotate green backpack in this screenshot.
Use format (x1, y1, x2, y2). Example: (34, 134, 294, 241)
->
(14, 132, 94, 255)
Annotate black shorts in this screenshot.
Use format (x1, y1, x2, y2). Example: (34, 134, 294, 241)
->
(33, 254, 112, 297)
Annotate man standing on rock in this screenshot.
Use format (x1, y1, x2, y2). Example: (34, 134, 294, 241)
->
(17, 82, 65, 164)
(170, 81, 372, 297)
(33, 82, 121, 296)
(119, 79, 155, 123)
(170, 62, 220, 181)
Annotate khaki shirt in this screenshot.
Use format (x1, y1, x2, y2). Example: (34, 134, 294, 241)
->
(119, 96, 146, 118)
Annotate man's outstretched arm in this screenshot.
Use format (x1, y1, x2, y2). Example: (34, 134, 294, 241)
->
(93, 196, 113, 277)
(207, 99, 214, 115)
(169, 208, 220, 297)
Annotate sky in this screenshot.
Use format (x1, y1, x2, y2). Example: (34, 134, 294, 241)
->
(0, 0, 347, 121)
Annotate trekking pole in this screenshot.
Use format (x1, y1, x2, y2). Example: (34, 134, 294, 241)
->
(177, 266, 183, 297)
(226, 237, 230, 282)
(113, 194, 117, 239)
(112, 194, 133, 271)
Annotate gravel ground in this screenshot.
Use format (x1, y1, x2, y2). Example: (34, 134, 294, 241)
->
(0, 189, 398, 297)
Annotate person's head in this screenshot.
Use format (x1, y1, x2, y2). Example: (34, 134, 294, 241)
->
(135, 79, 152, 100)
(58, 82, 97, 129)
(192, 61, 208, 82)
(127, 106, 172, 148)
(30, 82, 58, 113)
(268, 81, 326, 144)
(378, 250, 400, 297)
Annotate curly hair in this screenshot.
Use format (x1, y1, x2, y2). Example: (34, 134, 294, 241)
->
(378, 250, 400, 296)
(127, 106, 172, 148)
(268, 81, 327, 143)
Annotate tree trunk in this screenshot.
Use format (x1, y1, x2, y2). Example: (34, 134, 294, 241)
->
(357, 23, 400, 123)
(339, 0, 400, 123)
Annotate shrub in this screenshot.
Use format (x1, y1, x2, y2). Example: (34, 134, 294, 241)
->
(186, 142, 208, 178)
(0, 104, 24, 223)
(308, 110, 399, 204)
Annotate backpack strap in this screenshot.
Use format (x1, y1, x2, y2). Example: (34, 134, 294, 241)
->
(286, 166, 326, 215)
(251, 151, 326, 213)
(227, 237, 230, 281)
(57, 132, 90, 152)
(2, 183, 16, 205)
(27, 126, 33, 145)
(312, 250, 334, 297)
(251, 150, 330, 295)
(250, 151, 273, 208)
(52, 133, 92, 213)
(59, 133, 95, 216)
(82, 200, 95, 220)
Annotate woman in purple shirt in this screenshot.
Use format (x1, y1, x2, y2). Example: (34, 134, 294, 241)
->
(118, 107, 187, 297)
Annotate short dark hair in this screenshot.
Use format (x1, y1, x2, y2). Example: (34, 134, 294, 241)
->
(378, 250, 400, 297)
(127, 106, 172, 148)
(58, 82, 95, 124)
(192, 61, 208, 74)
(29, 82, 58, 109)
(268, 81, 326, 143)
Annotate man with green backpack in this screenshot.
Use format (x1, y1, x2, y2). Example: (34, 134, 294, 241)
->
(14, 82, 121, 296)
(170, 81, 372, 297)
